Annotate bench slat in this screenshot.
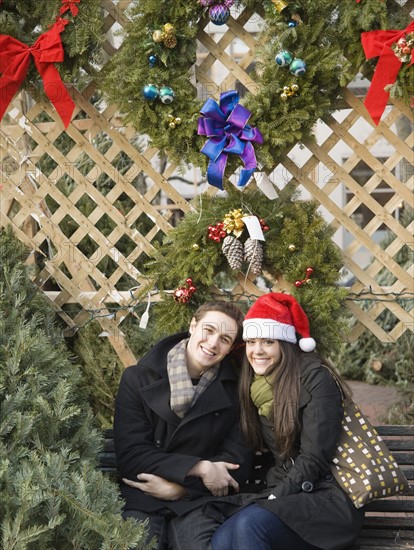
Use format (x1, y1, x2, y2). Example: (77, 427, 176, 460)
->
(362, 516, 414, 530)
(376, 426, 414, 437)
(364, 499, 414, 513)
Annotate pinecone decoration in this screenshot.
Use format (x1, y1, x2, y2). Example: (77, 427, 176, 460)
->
(222, 235, 244, 270)
(163, 34, 177, 48)
(244, 238, 263, 275)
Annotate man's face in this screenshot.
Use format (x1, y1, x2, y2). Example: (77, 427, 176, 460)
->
(186, 311, 238, 375)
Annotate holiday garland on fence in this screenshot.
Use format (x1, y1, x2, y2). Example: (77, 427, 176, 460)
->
(142, 185, 348, 357)
(0, 0, 103, 126)
(102, 0, 410, 185)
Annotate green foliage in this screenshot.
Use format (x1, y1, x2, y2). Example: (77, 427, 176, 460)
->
(71, 323, 124, 429)
(100, 0, 408, 173)
(142, 185, 348, 357)
(0, 227, 152, 549)
(70, 304, 169, 430)
(101, 0, 202, 168)
(0, 0, 104, 92)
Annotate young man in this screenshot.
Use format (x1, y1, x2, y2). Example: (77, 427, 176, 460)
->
(113, 301, 252, 550)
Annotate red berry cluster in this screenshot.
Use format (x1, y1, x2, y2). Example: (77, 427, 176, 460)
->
(259, 218, 270, 232)
(173, 278, 197, 303)
(295, 267, 314, 287)
(207, 222, 227, 243)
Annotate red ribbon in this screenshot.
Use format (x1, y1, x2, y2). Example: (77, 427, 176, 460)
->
(60, 0, 81, 17)
(0, 19, 75, 128)
(361, 21, 414, 125)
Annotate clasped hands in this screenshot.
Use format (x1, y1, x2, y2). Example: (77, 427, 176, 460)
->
(122, 460, 239, 500)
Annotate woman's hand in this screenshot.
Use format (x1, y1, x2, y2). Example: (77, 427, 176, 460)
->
(187, 460, 240, 496)
(122, 473, 188, 501)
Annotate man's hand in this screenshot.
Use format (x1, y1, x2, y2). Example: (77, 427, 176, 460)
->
(187, 460, 240, 497)
(122, 474, 188, 501)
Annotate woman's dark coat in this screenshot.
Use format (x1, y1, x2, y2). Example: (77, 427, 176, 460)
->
(204, 354, 364, 550)
(113, 331, 253, 516)
(257, 355, 364, 550)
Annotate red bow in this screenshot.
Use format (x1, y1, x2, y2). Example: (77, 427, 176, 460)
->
(361, 21, 414, 125)
(60, 0, 81, 17)
(0, 19, 75, 128)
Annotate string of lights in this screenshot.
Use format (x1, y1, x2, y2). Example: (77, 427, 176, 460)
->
(63, 287, 414, 332)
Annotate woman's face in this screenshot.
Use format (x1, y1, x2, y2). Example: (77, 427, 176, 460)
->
(245, 338, 282, 375)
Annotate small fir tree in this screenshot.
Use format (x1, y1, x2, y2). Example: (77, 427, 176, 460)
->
(0, 227, 152, 550)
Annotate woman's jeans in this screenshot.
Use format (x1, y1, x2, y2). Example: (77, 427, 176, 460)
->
(211, 504, 321, 550)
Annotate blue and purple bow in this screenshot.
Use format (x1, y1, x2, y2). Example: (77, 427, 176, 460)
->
(197, 90, 263, 189)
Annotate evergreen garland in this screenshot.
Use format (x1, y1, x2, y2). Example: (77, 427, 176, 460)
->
(0, 227, 150, 549)
(0, 0, 103, 92)
(142, 186, 348, 357)
(101, 0, 409, 173)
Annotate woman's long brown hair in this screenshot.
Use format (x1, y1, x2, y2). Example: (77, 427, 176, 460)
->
(239, 340, 351, 457)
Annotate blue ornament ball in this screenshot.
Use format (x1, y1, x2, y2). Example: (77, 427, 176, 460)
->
(275, 50, 293, 67)
(148, 54, 158, 67)
(289, 58, 307, 76)
(209, 4, 230, 25)
(288, 20, 298, 27)
(159, 86, 175, 104)
(143, 84, 159, 101)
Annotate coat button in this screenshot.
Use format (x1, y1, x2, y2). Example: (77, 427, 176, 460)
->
(214, 412, 220, 416)
(301, 481, 314, 492)
(325, 474, 334, 482)
(155, 439, 161, 447)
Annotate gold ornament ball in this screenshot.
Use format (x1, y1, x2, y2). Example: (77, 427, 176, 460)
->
(169, 122, 176, 128)
(192, 243, 200, 251)
(153, 30, 165, 43)
(175, 117, 182, 125)
(288, 244, 296, 251)
(291, 84, 299, 92)
(272, 0, 288, 13)
(163, 23, 175, 35)
(281, 93, 288, 100)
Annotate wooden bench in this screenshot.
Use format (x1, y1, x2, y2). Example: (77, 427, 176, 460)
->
(100, 425, 414, 550)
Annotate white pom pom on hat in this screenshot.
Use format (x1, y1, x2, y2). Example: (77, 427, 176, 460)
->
(243, 292, 316, 352)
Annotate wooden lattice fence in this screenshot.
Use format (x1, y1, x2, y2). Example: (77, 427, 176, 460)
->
(1, 0, 413, 366)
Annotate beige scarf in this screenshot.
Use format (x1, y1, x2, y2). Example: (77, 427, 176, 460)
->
(167, 338, 219, 418)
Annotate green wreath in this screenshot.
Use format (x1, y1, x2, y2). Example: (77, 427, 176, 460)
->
(0, 0, 103, 91)
(143, 185, 348, 357)
(102, 0, 409, 179)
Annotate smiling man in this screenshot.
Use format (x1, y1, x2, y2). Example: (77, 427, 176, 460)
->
(113, 301, 252, 550)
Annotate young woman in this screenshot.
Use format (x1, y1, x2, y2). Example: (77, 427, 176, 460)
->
(210, 293, 364, 550)
(113, 301, 252, 550)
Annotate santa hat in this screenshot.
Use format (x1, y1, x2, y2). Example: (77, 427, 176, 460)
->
(243, 293, 316, 352)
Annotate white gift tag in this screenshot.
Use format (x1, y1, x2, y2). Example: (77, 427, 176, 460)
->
(242, 216, 265, 241)
(254, 172, 278, 200)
